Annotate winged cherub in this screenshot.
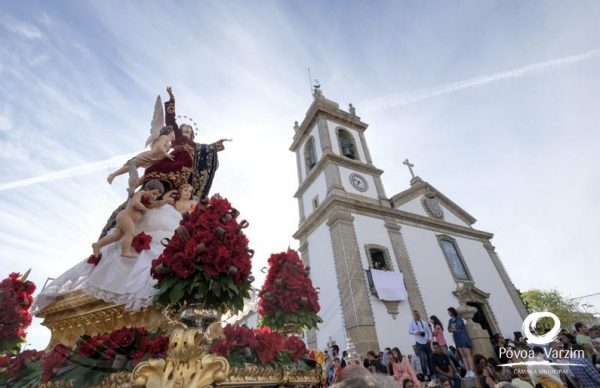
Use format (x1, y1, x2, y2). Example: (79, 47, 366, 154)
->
(106, 96, 176, 185)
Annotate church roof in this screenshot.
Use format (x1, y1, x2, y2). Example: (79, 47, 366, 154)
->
(390, 179, 477, 226)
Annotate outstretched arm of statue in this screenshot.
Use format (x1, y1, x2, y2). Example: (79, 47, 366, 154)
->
(165, 86, 178, 131)
(213, 138, 232, 152)
(131, 192, 148, 212)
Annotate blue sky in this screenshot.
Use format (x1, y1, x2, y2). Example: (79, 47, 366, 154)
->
(1, 1, 599, 349)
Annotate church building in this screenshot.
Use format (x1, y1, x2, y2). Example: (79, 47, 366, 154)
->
(290, 88, 528, 356)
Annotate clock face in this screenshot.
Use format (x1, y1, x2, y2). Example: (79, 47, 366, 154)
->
(349, 173, 368, 192)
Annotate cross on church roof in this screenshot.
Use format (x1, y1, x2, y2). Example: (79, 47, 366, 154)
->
(403, 158, 423, 185)
(403, 159, 416, 178)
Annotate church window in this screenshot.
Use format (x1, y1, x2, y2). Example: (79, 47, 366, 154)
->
(337, 128, 356, 160)
(438, 237, 470, 281)
(304, 137, 317, 171)
(365, 245, 392, 271)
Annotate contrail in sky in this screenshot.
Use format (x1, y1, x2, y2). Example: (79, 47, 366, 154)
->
(361, 49, 600, 113)
(0, 153, 136, 192)
(1, 50, 599, 192)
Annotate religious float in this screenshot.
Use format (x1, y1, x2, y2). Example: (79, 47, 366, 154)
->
(0, 87, 324, 387)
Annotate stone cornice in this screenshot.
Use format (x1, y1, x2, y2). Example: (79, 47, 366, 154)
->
(294, 193, 493, 242)
(294, 152, 384, 198)
(290, 96, 368, 152)
(390, 180, 477, 226)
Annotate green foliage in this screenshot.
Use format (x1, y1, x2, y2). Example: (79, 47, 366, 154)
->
(521, 289, 596, 329)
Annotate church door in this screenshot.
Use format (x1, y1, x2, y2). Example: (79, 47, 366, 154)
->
(467, 302, 494, 338)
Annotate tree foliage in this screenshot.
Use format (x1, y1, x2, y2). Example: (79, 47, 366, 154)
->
(521, 289, 596, 330)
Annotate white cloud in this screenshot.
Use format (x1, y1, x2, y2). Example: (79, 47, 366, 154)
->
(361, 49, 600, 112)
(0, 15, 42, 39)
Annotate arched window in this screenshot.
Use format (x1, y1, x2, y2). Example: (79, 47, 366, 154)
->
(438, 236, 471, 281)
(337, 128, 356, 160)
(365, 245, 393, 271)
(304, 137, 317, 171)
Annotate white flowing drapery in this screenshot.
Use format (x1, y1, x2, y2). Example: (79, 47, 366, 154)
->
(32, 205, 182, 313)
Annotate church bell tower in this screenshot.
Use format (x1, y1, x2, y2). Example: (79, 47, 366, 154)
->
(290, 89, 426, 354)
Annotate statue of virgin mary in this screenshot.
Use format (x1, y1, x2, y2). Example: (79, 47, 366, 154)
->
(32, 87, 226, 313)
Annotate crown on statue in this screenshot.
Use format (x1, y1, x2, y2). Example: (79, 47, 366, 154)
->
(177, 115, 200, 136)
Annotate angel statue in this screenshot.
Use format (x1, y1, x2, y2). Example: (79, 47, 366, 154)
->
(141, 86, 229, 195)
(106, 96, 176, 188)
(98, 86, 229, 238)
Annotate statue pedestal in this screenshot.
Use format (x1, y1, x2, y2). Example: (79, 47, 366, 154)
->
(36, 290, 168, 348)
(457, 304, 494, 359)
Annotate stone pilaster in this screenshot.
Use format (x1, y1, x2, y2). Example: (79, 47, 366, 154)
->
(298, 198, 306, 223)
(384, 220, 427, 318)
(295, 150, 303, 184)
(327, 210, 379, 355)
(483, 242, 528, 320)
(324, 163, 345, 197)
(317, 117, 332, 152)
(358, 132, 373, 165)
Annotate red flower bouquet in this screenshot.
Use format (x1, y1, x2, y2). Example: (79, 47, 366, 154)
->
(0, 272, 36, 355)
(0, 349, 44, 387)
(131, 232, 152, 253)
(209, 324, 310, 368)
(258, 249, 322, 332)
(40, 327, 168, 387)
(151, 195, 253, 313)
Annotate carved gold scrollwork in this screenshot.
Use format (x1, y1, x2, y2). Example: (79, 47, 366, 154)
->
(131, 327, 230, 388)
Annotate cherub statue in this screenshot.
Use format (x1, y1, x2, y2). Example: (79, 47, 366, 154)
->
(107, 97, 176, 186)
(165, 183, 199, 214)
(92, 180, 172, 258)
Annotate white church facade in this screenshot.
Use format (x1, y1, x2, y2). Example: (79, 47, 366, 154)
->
(290, 89, 528, 356)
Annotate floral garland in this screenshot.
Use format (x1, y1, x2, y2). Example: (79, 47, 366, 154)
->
(151, 195, 253, 313)
(258, 249, 322, 332)
(0, 349, 44, 387)
(209, 324, 315, 367)
(0, 327, 169, 387)
(0, 272, 36, 355)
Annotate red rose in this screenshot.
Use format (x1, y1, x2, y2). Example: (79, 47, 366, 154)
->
(87, 253, 102, 266)
(77, 337, 99, 357)
(41, 344, 71, 383)
(210, 338, 231, 357)
(284, 336, 308, 362)
(148, 336, 169, 357)
(171, 256, 196, 279)
(132, 232, 152, 253)
(108, 327, 137, 350)
(23, 280, 36, 294)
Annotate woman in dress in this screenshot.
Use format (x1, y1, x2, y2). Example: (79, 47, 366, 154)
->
(430, 315, 448, 354)
(447, 307, 475, 378)
(388, 347, 421, 388)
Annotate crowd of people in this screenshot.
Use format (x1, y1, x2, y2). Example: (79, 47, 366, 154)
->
(324, 308, 600, 388)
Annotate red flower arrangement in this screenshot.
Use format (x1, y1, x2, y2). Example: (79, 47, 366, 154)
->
(0, 349, 44, 387)
(0, 272, 36, 355)
(40, 327, 168, 386)
(151, 195, 253, 313)
(41, 344, 71, 384)
(258, 249, 322, 332)
(209, 324, 309, 367)
(131, 232, 152, 253)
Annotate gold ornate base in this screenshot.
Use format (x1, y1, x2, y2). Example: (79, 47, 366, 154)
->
(36, 291, 169, 348)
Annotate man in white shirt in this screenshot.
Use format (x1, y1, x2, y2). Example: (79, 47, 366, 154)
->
(408, 310, 433, 381)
